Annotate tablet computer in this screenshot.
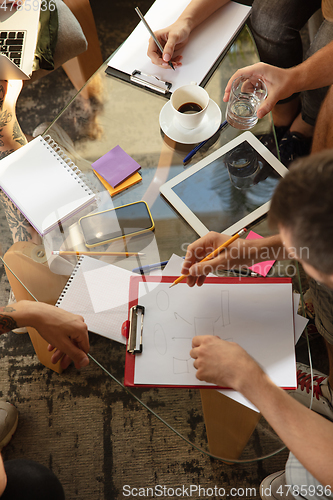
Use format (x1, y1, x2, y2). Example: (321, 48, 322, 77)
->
(159, 131, 288, 236)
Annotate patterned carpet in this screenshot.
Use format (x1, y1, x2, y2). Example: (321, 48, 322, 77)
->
(0, 1, 321, 499)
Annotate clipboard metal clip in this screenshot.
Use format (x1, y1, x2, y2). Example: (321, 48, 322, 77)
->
(130, 70, 172, 94)
(127, 305, 144, 354)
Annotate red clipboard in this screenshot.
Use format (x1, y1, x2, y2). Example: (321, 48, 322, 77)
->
(123, 275, 296, 389)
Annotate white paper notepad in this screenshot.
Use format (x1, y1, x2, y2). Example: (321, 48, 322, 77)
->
(133, 279, 296, 388)
(0, 135, 96, 235)
(108, 0, 251, 94)
(56, 256, 133, 344)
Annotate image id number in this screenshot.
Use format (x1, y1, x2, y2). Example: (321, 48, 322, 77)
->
(0, 0, 56, 11)
(275, 485, 332, 497)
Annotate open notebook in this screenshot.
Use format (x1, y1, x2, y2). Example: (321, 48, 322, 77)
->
(56, 255, 133, 344)
(0, 136, 96, 236)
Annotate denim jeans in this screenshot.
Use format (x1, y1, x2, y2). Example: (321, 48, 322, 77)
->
(249, 0, 333, 125)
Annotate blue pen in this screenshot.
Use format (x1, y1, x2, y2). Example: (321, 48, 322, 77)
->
(132, 260, 169, 274)
(183, 120, 228, 164)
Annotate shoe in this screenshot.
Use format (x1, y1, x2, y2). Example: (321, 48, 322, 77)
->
(260, 471, 294, 500)
(0, 402, 18, 450)
(256, 127, 289, 158)
(278, 130, 312, 167)
(287, 363, 333, 420)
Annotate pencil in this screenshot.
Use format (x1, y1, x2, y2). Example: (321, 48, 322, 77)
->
(169, 228, 247, 288)
(52, 251, 145, 257)
(135, 7, 175, 70)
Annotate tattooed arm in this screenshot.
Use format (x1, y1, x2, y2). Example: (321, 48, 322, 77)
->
(0, 301, 90, 369)
(0, 80, 40, 244)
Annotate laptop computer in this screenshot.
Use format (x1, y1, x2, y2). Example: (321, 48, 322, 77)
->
(0, 1, 41, 80)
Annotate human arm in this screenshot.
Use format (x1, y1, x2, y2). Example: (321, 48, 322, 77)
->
(190, 336, 333, 487)
(0, 455, 6, 497)
(224, 41, 333, 119)
(147, 0, 230, 68)
(0, 301, 90, 370)
(181, 231, 287, 286)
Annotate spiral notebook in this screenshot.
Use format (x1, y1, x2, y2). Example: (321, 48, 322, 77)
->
(0, 135, 96, 236)
(56, 255, 133, 344)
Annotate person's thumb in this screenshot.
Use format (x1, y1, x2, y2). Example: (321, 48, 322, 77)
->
(70, 346, 89, 369)
(162, 34, 178, 62)
(257, 92, 278, 119)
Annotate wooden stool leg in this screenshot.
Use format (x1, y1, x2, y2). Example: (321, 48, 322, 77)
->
(200, 389, 261, 461)
(3, 242, 70, 373)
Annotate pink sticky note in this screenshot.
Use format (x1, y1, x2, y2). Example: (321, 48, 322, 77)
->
(246, 230, 275, 277)
(92, 145, 141, 188)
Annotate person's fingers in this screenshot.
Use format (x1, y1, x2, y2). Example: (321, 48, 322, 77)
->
(49, 342, 89, 369)
(191, 336, 204, 348)
(60, 354, 72, 370)
(162, 32, 181, 62)
(147, 37, 164, 65)
(256, 92, 278, 118)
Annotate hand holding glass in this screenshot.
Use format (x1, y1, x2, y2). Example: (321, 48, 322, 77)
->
(226, 76, 267, 130)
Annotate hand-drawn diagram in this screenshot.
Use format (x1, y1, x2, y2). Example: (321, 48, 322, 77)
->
(156, 290, 170, 311)
(171, 290, 231, 339)
(134, 280, 296, 388)
(153, 289, 233, 374)
(173, 357, 191, 374)
(154, 323, 167, 355)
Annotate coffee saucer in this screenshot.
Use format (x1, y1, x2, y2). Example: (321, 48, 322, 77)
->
(159, 98, 222, 144)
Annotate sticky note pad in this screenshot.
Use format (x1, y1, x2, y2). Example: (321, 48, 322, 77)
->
(94, 169, 142, 197)
(246, 230, 275, 277)
(92, 145, 141, 188)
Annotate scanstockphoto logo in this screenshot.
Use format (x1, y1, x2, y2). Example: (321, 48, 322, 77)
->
(122, 484, 258, 498)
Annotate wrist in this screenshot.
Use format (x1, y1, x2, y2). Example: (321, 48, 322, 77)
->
(11, 300, 39, 329)
(236, 361, 268, 401)
(177, 14, 195, 33)
(289, 65, 305, 95)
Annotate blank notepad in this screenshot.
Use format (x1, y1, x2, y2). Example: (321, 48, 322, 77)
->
(56, 256, 134, 344)
(0, 135, 96, 236)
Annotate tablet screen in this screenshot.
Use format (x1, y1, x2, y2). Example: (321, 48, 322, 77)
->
(171, 140, 282, 233)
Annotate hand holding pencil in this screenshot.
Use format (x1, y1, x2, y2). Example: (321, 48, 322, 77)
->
(173, 229, 247, 288)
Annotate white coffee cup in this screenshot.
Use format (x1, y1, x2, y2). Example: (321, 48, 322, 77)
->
(170, 83, 210, 130)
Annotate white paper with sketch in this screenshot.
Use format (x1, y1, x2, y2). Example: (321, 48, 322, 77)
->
(56, 256, 134, 344)
(134, 280, 296, 388)
(217, 294, 308, 412)
(151, 253, 304, 406)
(108, 0, 251, 93)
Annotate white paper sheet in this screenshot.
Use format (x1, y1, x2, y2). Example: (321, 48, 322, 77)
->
(108, 0, 251, 93)
(134, 280, 296, 388)
(57, 256, 134, 344)
(150, 254, 307, 408)
(217, 294, 308, 412)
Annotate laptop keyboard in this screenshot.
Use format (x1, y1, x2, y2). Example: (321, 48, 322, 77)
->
(0, 31, 25, 68)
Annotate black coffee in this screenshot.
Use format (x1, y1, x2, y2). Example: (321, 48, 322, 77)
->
(178, 102, 203, 114)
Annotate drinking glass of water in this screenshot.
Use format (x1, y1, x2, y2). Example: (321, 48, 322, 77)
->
(226, 76, 267, 130)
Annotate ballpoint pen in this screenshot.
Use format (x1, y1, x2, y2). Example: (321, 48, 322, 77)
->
(135, 7, 175, 70)
(132, 260, 169, 274)
(183, 120, 228, 164)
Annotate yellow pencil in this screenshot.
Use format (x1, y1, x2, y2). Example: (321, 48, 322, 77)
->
(169, 228, 247, 288)
(52, 251, 145, 257)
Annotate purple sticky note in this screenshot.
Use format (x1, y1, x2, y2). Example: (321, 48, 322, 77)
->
(92, 145, 141, 188)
